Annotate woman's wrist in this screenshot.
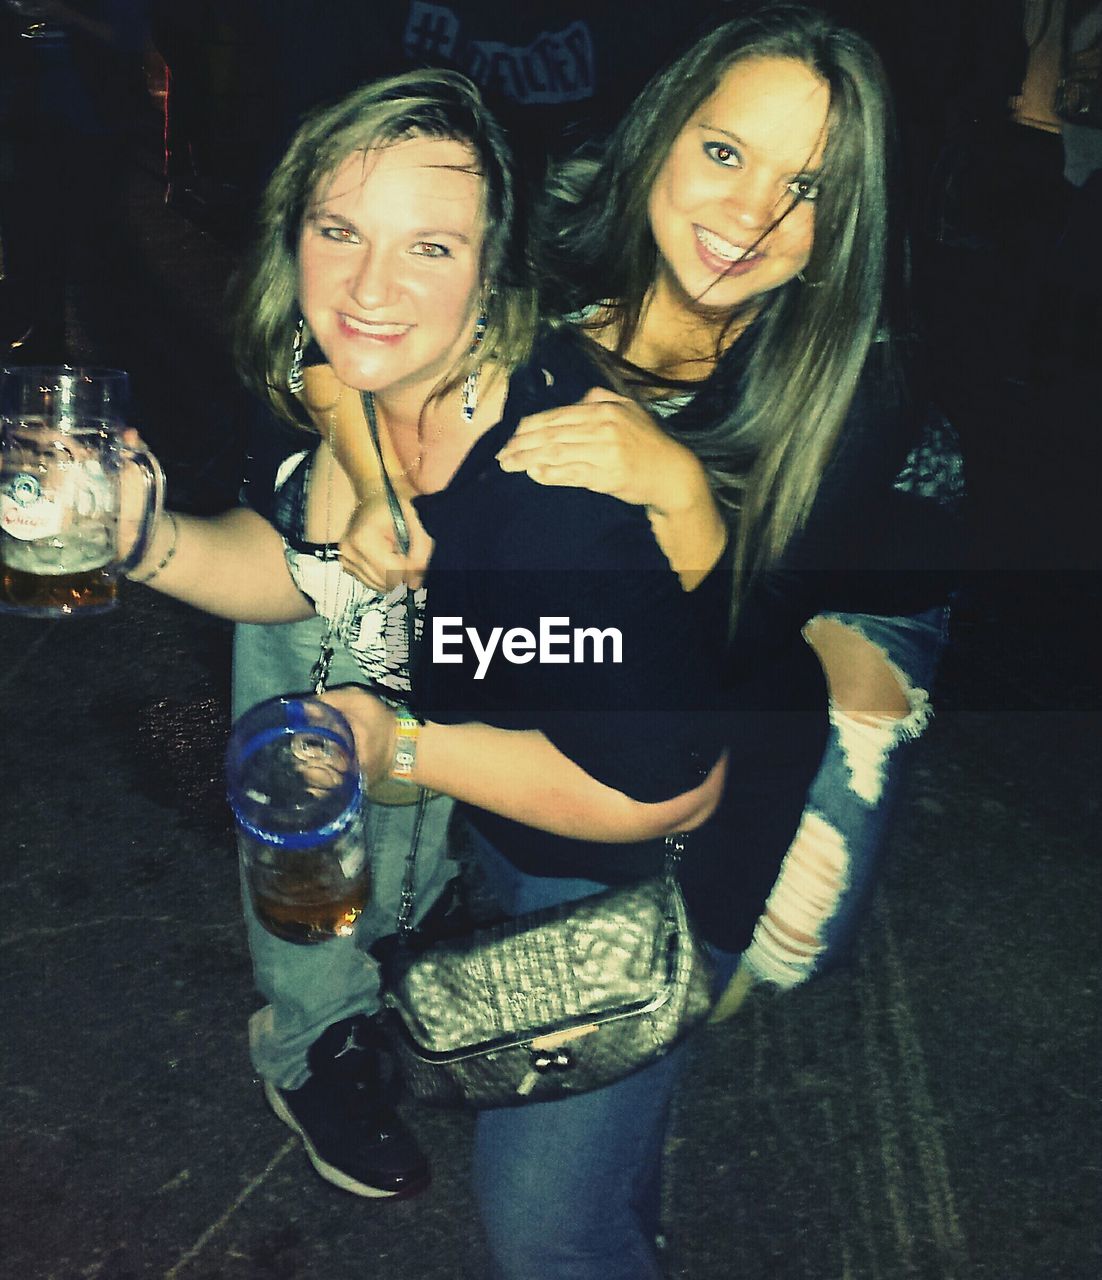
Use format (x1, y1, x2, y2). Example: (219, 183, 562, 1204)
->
(389, 708, 421, 783)
(644, 441, 713, 517)
(644, 448, 728, 587)
(362, 705, 433, 805)
(127, 511, 179, 583)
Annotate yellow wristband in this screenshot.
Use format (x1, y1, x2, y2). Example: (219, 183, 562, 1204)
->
(390, 710, 420, 783)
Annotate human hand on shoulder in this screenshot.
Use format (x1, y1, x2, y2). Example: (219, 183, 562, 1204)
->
(495, 387, 708, 514)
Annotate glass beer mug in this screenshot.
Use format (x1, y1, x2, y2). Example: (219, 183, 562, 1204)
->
(0, 367, 164, 617)
(227, 696, 371, 945)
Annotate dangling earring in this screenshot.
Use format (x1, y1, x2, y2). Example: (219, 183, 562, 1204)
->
(796, 270, 824, 289)
(288, 317, 305, 394)
(461, 309, 488, 423)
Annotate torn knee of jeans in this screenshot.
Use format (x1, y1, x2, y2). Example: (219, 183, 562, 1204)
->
(830, 680, 931, 805)
(803, 619, 931, 798)
(806, 622, 933, 805)
(743, 812, 849, 990)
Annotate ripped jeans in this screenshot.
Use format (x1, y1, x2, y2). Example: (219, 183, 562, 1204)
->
(739, 607, 948, 990)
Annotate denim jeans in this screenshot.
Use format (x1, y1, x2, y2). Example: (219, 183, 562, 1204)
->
(234, 618, 455, 1089)
(741, 607, 948, 988)
(469, 832, 739, 1280)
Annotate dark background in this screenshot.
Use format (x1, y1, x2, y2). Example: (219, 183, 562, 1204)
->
(0, 2, 1099, 1277)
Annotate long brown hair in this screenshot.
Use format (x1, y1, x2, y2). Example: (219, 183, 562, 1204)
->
(537, 5, 896, 610)
(232, 70, 538, 428)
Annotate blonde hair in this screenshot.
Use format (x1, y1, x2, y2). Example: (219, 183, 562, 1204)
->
(232, 70, 538, 427)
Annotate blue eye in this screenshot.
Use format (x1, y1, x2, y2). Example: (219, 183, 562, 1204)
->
(703, 141, 742, 168)
(786, 177, 820, 203)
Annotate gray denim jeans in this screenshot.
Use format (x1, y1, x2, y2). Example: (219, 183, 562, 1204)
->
(233, 616, 455, 1089)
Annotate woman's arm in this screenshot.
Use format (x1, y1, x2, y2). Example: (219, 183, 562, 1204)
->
(127, 506, 315, 623)
(299, 364, 433, 591)
(416, 722, 724, 838)
(320, 685, 725, 841)
(495, 388, 727, 589)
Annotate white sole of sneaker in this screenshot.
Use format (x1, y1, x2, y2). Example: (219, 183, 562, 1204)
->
(263, 1080, 419, 1199)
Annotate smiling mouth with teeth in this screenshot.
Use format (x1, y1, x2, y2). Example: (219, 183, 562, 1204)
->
(341, 314, 411, 337)
(695, 226, 761, 262)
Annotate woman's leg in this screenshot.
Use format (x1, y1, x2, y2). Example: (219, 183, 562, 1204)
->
(475, 1051, 683, 1280)
(235, 617, 452, 1197)
(467, 833, 734, 1280)
(234, 618, 455, 1086)
(728, 608, 948, 1000)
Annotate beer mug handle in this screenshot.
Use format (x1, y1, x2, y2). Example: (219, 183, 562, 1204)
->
(115, 444, 167, 573)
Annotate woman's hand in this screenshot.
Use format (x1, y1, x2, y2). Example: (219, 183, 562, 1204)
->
(497, 388, 727, 587)
(318, 684, 397, 786)
(495, 387, 705, 514)
(117, 427, 167, 566)
(337, 492, 434, 592)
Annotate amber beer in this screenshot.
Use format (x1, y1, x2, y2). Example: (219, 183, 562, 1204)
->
(0, 368, 164, 619)
(0, 562, 117, 614)
(229, 696, 370, 945)
(0, 513, 117, 616)
(247, 851, 371, 945)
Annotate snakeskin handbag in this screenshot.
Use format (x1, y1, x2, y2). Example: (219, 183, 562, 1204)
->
(383, 838, 715, 1108)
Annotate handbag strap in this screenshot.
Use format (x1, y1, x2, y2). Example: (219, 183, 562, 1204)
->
(663, 834, 684, 879)
(361, 391, 421, 670)
(396, 785, 429, 941)
(662, 833, 688, 919)
(359, 390, 426, 944)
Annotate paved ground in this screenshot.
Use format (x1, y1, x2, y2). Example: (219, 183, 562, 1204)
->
(1, 95, 1099, 1280)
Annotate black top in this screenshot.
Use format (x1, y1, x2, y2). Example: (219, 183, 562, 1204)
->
(414, 326, 729, 886)
(243, 323, 962, 951)
(416, 324, 962, 949)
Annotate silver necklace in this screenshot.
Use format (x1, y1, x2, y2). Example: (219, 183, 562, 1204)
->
(309, 388, 344, 695)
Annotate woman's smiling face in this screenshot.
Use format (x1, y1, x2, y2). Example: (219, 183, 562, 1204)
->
(647, 55, 830, 318)
(298, 135, 486, 405)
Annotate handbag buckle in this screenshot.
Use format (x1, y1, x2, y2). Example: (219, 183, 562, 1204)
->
(532, 1047, 573, 1073)
(516, 1024, 599, 1096)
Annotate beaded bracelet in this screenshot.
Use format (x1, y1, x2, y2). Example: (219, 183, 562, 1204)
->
(128, 511, 178, 584)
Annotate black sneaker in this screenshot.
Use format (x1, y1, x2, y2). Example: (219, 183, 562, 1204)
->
(264, 1014, 430, 1199)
